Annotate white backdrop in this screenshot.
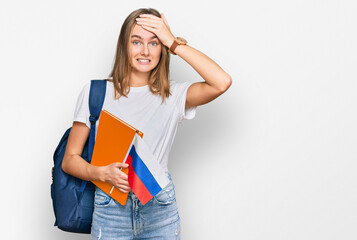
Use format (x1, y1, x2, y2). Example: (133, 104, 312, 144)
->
(1, 0, 356, 239)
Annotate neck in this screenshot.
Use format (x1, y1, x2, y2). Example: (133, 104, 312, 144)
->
(129, 70, 150, 87)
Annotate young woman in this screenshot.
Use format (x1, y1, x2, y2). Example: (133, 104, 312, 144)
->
(62, 8, 231, 240)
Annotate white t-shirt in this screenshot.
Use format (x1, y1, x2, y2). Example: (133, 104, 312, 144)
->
(73, 80, 196, 172)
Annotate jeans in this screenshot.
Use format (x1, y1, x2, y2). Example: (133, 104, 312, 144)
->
(90, 177, 181, 240)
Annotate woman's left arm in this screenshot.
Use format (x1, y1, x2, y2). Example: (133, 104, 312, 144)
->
(173, 44, 232, 108)
(137, 13, 232, 108)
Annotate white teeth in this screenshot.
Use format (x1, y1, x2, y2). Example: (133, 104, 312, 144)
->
(138, 59, 150, 62)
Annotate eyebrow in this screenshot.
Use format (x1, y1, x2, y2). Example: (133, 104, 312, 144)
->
(131, 35, 158, 40)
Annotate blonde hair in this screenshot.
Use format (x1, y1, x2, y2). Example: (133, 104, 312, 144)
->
(107, 8, 171, 102)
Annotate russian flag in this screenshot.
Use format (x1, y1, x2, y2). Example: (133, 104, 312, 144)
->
(125, 134, 170, 205)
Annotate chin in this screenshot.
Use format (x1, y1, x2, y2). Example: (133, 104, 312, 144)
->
(134, 67, 154, 73)
(132, 63, 157, 73)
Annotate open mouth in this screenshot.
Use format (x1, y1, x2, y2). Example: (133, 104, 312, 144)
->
(137, 59, 151, 63)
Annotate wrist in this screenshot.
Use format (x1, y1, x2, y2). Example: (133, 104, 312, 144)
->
(91, 165, 106, 182)
(168, 37, 187, 55)
(165, 36, 176, 49)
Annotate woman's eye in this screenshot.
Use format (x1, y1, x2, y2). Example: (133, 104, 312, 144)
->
(151, 42, 158, 46)
(133, 41, 140, 45)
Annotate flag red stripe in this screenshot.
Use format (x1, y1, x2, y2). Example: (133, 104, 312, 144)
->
(126, 155, 153, 205)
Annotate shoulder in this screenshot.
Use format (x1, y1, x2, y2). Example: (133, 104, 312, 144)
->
(167, 81, 194, 107)
(169, 81, 193, 94)
(168, 81, 197, 121)
(80, 80, 112, 94)
(74, 81, 91, 101)
(79, 81, 91, 93)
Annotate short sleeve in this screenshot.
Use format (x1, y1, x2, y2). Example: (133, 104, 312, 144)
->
(171, 81, 197, 123)
(73, 82, 91, 128)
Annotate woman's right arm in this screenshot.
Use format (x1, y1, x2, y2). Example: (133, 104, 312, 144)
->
(62, 121, 131, 193)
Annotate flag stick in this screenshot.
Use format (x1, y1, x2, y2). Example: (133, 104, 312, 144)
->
(109, 133, 138, 194)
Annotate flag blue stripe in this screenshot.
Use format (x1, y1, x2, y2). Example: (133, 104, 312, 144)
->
(129, 146, 162, 196)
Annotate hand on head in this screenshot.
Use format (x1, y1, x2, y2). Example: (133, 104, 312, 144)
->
(135, 13, 175, 48)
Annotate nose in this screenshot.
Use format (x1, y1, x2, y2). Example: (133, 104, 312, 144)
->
(141, 43, 149, 56)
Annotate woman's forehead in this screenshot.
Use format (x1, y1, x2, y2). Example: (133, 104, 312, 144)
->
(130, 24, 157, 40)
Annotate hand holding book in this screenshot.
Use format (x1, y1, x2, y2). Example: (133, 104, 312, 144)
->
(100, 162, 131, 193)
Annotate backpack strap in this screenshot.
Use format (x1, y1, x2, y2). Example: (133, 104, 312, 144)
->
(88, 79, 107, 163)
(80, 79, 107, 192)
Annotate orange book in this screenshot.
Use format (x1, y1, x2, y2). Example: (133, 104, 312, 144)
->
(90, 109, 144, 205)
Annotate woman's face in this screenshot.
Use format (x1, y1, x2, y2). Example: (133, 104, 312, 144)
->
(128, 24, 162, 74)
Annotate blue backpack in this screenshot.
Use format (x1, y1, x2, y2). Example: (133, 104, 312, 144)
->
(51, 80, 107, 233)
